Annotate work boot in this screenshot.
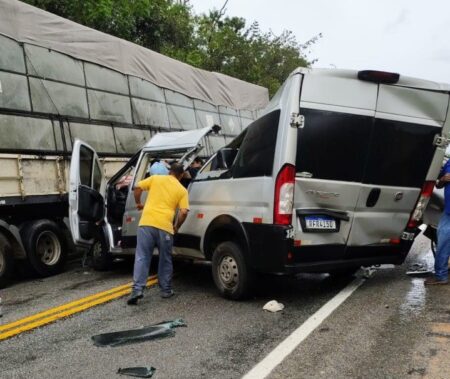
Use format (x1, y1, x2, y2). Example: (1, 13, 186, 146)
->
(424, 277, 448, 286)
(127, 290, 144, 305)
(160, 290, 174, 299)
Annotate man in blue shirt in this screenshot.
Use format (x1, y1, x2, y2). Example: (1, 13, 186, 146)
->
(425, 159, 450, 285)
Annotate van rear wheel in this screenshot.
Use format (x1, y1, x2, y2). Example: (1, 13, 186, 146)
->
(0, 234, 14, 288)
(212, 241, 253, 300)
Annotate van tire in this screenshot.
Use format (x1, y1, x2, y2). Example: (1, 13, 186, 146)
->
(0, 234, 14, 288)
(20, 220, 67, 277)
(212, 241, 253, 300)
(91, 232, 112, 271)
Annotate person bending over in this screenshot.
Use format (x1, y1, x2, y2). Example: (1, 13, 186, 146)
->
(127, 162, 189, 304)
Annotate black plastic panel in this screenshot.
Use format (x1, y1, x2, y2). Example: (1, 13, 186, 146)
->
(363, 119, 439, 187)
(296, 108, 372, 182)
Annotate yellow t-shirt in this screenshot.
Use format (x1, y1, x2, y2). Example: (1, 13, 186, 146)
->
(137, 175, 189, 234)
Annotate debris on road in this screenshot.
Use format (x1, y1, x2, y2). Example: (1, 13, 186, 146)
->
(263, 300, 284, 313)
(117, 366, 156, 378)
(406, 262, 433, 276)
(92, 319, 186, 347)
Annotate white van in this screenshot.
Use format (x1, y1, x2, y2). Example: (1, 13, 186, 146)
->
(69, 68, 450, 299)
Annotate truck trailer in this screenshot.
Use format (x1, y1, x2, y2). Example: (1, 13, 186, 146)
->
(0, 0, 268, 287)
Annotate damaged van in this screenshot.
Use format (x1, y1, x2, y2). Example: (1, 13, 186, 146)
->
(69, 68, 450, 299)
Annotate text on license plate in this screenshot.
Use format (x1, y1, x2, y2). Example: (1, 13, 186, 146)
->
(305, 217, 336, 230)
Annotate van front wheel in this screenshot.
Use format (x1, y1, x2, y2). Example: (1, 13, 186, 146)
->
(212, 241, 253, 300)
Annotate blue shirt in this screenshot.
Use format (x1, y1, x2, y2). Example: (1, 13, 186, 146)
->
(440, 160, 450, 215)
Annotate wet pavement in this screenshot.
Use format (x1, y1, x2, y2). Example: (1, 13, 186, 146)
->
(1, 233, 449, 378)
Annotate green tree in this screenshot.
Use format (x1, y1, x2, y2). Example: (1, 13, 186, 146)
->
(23, 0, 320, 96)
(23, 0, 194, 53)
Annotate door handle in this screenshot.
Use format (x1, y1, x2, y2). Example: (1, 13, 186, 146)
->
(366, 188, 381, 207)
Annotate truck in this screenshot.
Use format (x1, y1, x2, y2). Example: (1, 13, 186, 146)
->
(69, 68, 450, 299)
(0, 0, 268, 288)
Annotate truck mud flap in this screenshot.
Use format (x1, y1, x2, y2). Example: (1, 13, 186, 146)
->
(92, 319, 186, 347)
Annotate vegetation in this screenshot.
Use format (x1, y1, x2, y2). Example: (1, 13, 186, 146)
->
(24, 0, 320, 95)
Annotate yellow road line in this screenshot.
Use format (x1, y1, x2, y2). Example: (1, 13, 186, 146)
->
(0, 276, 158, 341)
(0, 275, 157, 333)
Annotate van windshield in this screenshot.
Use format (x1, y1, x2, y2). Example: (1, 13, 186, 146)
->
(296, 108, 440, 187)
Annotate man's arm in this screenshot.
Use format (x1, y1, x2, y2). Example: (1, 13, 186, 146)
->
(436, 173, 450, 189)
(174, 209, 188, 234)
(134, 186, 144, 210)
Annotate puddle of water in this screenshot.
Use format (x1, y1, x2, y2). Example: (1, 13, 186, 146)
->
(399, 278, 426, 320)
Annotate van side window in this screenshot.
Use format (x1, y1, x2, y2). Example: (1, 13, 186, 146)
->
(79, 145, 94, 187)
(296, 108, 372, 182)
(233, 110, 280, 178)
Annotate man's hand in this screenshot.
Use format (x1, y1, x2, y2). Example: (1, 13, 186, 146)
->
(173, 208, 188, 234)
(437, 173, 450, 188)
(134, 187, 144, 209)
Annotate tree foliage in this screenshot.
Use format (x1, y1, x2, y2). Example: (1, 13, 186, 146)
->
(23, 0, 320, 96)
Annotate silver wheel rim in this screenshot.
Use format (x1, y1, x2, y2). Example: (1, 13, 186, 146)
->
(36, 231, 61, 266)
(218, 255, 239, 289)
(0, 250, 4, 274)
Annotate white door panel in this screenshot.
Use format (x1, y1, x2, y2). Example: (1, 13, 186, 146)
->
(293, 178, 360, 245)
(69, 139, 105, 245)
(348, 185, 420, 245)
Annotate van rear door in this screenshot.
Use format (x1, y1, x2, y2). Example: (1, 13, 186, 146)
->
(347, 85, 450, 248)
(293, 74, 378, 259)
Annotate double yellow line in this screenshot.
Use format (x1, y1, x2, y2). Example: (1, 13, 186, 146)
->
(0, 275, 158, 341)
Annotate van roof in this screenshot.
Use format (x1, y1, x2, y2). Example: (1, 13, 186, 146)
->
(294, 67, 450, 93)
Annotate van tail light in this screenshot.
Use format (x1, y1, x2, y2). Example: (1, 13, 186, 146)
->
(358, 70, 400, 84)
(407, 181, 435, 228)
(274, 164, 295, 225)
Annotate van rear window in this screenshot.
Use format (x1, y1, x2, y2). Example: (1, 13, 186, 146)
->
(296, 108, 372, 182)
(296, 108, 440, 187)
(363, 119, 439, 187)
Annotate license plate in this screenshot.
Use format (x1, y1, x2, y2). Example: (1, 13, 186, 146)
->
(304, 216, 337, 231)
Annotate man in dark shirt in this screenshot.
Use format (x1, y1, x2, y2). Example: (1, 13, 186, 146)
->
(425, 159, 450, 285)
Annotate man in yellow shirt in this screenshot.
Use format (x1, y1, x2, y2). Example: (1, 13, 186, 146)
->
(127, 163, 189, 305)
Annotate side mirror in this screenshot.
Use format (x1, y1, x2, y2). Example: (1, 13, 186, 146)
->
(216, 148, 238, 170)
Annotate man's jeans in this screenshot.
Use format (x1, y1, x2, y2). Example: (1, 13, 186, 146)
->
(132, 226, 173, 293)
(434, 213, 450, 281)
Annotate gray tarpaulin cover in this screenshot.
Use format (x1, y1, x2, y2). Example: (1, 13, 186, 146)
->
(0, 0, 269, 110)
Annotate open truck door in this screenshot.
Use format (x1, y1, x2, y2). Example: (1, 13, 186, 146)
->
(69, 140, 106, 246)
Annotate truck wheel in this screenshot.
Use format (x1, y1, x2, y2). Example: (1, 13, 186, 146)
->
(212, 241, 253, 300)
(91, 233, 112, 271)
(0, 234, 14, 288)
(20, 220, 68, 277)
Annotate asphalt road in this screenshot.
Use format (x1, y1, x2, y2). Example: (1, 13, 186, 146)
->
(0, 234, 443, 379)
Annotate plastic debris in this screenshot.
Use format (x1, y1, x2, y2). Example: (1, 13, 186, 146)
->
(406, 262, 433, 276)
(263, 300, 284, 313)
(117, 366, 156, 378)
(92, 319, 186, 347)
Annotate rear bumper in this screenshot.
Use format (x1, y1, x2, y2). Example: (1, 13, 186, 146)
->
(243, 222, 414, 275)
